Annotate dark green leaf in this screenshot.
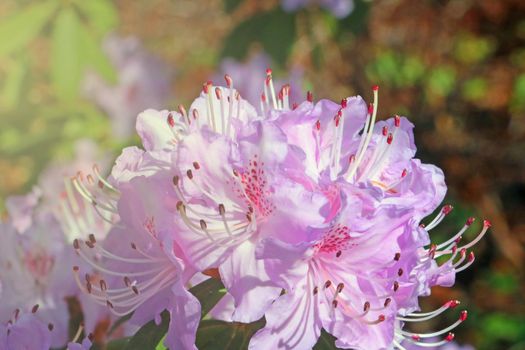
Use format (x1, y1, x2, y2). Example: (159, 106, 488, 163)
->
(196, 319, 265, 350)
(124, 311, 170, 350)
(51, 7, 83, 101)
(313, 330, 338, 349)
(189, 277, 226, 317)
(223, 0, 244, 13)
(221, 8, 296, 66)
(107, 337, 131, 350)
(0, 0, 58, 56)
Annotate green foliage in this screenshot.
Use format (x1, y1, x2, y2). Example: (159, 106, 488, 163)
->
(462, 77, 488, 101)
(0, 0, 58, 56)
(221, 8, 296, 67)
(223, 0, 244, 13)
(51, 7, 83, 102)
(454, 33, 496, 64)
(365, 51, 426, 87)
(511, 74, 525, 111)
(313, 330, 338, 349)
(426, 66, 457, 97)
(196, 319, 265, 350)
(74, 0, 119, 35)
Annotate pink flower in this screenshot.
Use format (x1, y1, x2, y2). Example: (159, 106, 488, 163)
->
(0, 307, 53, 350)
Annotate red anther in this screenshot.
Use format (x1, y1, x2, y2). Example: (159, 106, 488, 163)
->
(261, 93, 266, 102)
(460, 310, 468, 321)
(31, 305, 39, 314)
(483, 219, 492, 228)
(48, 323, 54, 331)
(397, 268, 403, 276)
(224, 74, 232, 87)
(336, 250, 342, 258)
(455, 236, 462, 244)
(168, 113, 175, 128)
(394, 115, 401, 127)
(88, 234, 96, 244)
(372, 85, 379, 91)
(193, 161, 200, 170)
(349, 154, 355, 163)
(447, 300, 461, 308)
(315, 120, 321, 131)
(178, 104, 187, 116)
(265, 76, 271, 86)
(73, 266, 79, 272)
(341, 98, 347, 108)
(278, 90, 283, 101)
(192, 109, 199, 120)
(215, 87, 222, 99)
(202, 82, 209, 94)
(378, 314, 386, 322)
(292, 102, 298, 110)
(384, 298, 391, 307)
(460, 248, 467, 257)
(442, 204, 453, 215)
(106, 300, 114, 309)
(452, 245, 457, 254)
(445, 333, 455, 342)
(387, 133, 393, 144)
(382, 126, 388, 136)
(266, 68, 272, 76)
(428, 244, 437, 257)
(363, 301, 370, 311)
(187, 169, 193, 179)
(394, 252, 401, 261)
(337, 283, 344, 293)
(73, 239, 80, 250)
(307, 91, 313, 102)
(393, 281, 399, 292)
(131, 242, 137, 250)
(468, 252, 475, 262)
(335, 115, 340, 127)
(401, 169, 408, 178)
(420, 223, 426, 228)
(368, 103, 374, 114)
(466, 217, 475, 226)
(411, 335, 421, 341)
(332, 300, 338, 308)
(324, 280, 332, 288)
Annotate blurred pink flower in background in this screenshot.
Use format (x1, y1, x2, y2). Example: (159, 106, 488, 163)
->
(214, 53, 304, 109)
(281, 0, 354, 18)
(84, 35, 173, 140)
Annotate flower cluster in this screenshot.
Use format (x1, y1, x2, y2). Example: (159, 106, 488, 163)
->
(69, 70, 488, 350)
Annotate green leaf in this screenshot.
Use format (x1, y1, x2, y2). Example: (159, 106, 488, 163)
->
(116, 278, 225, 350)
(313, 330, 338, 349)
(196, 319, 265, 350)
(0, 0, 58, 56)
(189, 277, 226, 317)
(107, 337, 131, 350)
(223, 0, 244, 13)
(124, 311, 170, 350)
(0, 59, 26, 109)
(79, 24, 117, 83)
(51, 7, 83, 102)
(74, 0, 118, 35)
(221, 8, 296, 66)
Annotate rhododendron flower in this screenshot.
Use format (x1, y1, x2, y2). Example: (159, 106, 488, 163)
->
(72, 71, 488, 350)
(0, 210, 74, 348)
(0, 307, 53, 350)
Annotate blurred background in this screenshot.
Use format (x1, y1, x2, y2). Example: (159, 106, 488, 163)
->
(0, 0, 524, 349)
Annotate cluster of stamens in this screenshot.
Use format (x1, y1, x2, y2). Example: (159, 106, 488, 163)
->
(72, 234, 179, 317)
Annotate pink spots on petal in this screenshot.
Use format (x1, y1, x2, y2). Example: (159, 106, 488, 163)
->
(315, 224, 357, 253)
(235, 155, 275, 218)
(23, 249, 55, 283)
(143, 216, 158, 239)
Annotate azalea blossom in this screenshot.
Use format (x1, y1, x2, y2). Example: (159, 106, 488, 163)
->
(71, 71, 488, 349)
(0, 208, 74, 348)
(0, 307, 53, 350)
